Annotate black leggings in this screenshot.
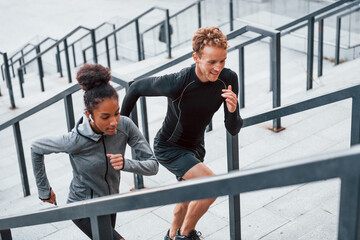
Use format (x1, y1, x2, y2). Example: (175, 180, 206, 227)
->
(72, 214, 123, 239)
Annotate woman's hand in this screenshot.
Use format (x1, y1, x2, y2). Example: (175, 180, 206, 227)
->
(107, 154, 124, 170)
(42, 188, 57, 205)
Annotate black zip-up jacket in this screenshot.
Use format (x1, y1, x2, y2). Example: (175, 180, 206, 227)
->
(120, 65, 243, 149)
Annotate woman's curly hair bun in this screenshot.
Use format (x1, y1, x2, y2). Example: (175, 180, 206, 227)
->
(76, 63, 111, 91)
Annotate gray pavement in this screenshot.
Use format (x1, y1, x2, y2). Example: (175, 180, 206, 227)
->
(1, 1, 360, 239)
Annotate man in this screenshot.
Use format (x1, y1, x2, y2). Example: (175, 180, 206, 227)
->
(120, 26, 243, 240)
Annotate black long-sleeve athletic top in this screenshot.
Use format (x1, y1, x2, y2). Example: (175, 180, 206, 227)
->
(120, 65, 243, 149)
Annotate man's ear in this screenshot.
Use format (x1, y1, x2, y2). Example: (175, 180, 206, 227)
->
(193, 52, 199, 63)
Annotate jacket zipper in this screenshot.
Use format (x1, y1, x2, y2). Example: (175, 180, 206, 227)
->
(102, 137, 111, 194)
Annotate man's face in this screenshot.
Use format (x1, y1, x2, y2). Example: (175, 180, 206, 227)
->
(193, 45, 227, 83)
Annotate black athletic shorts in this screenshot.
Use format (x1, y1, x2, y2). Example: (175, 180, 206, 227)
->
(154, 136, 206, 181)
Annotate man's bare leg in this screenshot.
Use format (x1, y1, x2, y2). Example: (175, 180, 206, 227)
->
(169, 202, 190, 239)
(178, 163, 216, 236)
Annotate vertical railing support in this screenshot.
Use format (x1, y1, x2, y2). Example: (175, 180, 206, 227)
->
(197, 0, 202, 28)
(13, 121, 30, 197)
(229, 0, 234, 31)
(140, 97, 149, 143)
(90, 215, 113, 240)
(91, 29, 98, 64)
(165, 9, 172, 59)
(3, 53, 16, 108)
(21, 49, 26, 74)
(35, 45, 45, 92)
(227, 132, 241, 240)
(0, 229, 12, 240)
(71, 44, 77, 67)
(351, 96, 360, 146)
(83, 50, 87, 64)
(63, 39, 72, 83)
(238, 46, 245, 109)
(270, 32, 281, 130)
(126, 86, 145, 189)
(338, 176, 360, 239)
(105, 37, 111, 68)
(64, 94, 75, 131)
(1, 64, 5, 81)
(10, 57, 15, 78)
(18, 68, 25, 98)
(306, 17, 315, 90)
(318, 18, 324, 77)
(206, 120, 213, 132)
(135, 20, 142, 61)
(56, 45, 63, 77)
(113, 24, 119, 61)
(335, 16, 342, 65)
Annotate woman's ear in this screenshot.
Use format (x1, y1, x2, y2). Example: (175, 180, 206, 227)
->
(85, 110, 91, 120)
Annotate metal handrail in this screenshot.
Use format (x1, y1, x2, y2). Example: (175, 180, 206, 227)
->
(334, 5, 360, 65)
(1, 143, 360, 239)
(139, 1, 202, 60)
(15, 26, 96, 98)
(232, 0, 358, 90)
(17, 26, 91, 71)
(82, 6, 172, 65)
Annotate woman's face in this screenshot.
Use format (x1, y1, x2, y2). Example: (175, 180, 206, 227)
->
(87, 98, 120, 135)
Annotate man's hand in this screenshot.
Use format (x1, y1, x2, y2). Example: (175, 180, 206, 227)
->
(107, 154, 124, 170)
(42, 188, 57, 205)
(222, 85, 238, 113)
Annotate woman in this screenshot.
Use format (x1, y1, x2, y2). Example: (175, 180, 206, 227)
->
(31, 63, 159, 239)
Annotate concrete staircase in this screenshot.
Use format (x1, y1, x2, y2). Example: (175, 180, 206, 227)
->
(0, 35, 358, 239)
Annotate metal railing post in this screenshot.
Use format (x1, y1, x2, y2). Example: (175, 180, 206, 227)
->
(135, 20, 142, 61)
(126, 86, 145, 189)
(21, 49, 26, 74)
(113, 24, 119, 61)
(140, 97, 149, 142)
(306, 17, 315, 90)
(197, 0, 202, 28)
(90, 215, 113, 240)
(64, 94, 75, 131)
(18, 68, 25, 98)
(71, 44, 77, 67)
(165, 9, 172, 59)
(56, 45, 63, 77)
(335, 16, 342, 65)
(35, 45, 45, 92)
(140, 34, 145, 60)
(238, 47, 245, 109)
(351, 95, 360, 146)
(229, 0, 234, 31)
(271, 32, 281, 130)
(318, 18, 324, 77)
(3, 53, 16, 108)
(10, 57, 15, 78)
(206, 120, 213, 132)
(91, 29, 98, 63)
(63, 38, 72, 83)
(83, 50, 87, 64)
(338, 176, 360, 239)
(226, 132, 241, 240)
(0, 229, 12, 240)
(13, 121, 30, 197)
(105, 37, 111, 68)
(1, 64, 4, 81)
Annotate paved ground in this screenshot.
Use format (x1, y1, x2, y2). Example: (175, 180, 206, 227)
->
(1, 1, 360, 240)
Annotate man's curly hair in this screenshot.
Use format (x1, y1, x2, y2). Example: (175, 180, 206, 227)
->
(192, 26, 228, 57)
